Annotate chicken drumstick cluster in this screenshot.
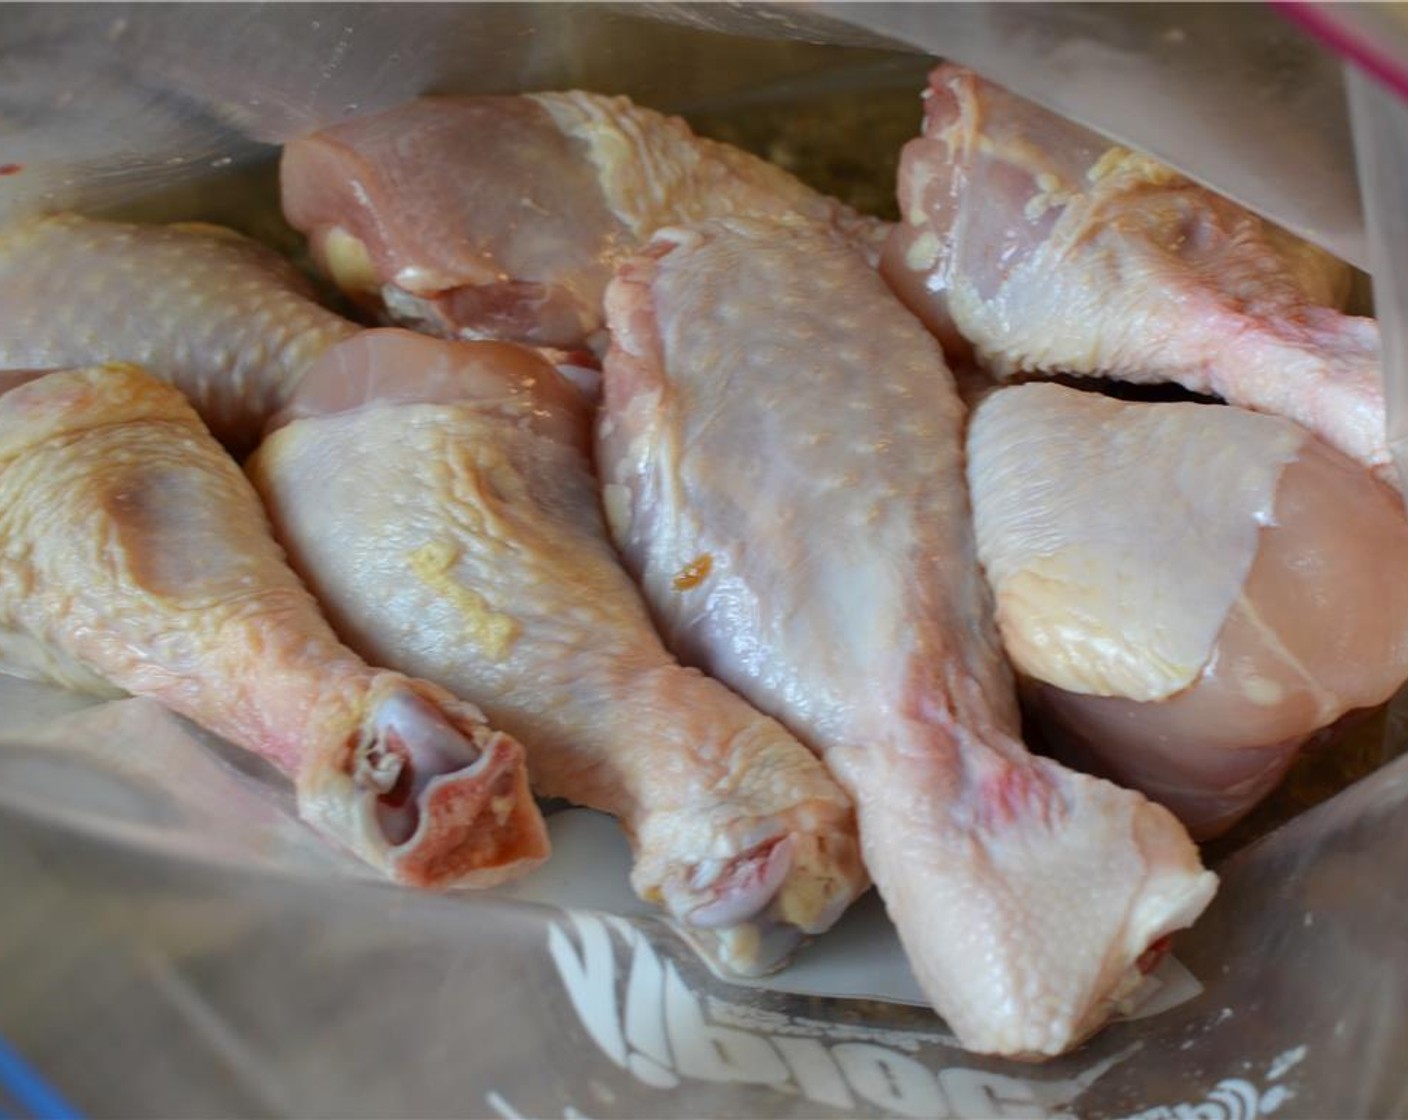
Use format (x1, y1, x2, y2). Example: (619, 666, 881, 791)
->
(0, 68, 1401, 1060)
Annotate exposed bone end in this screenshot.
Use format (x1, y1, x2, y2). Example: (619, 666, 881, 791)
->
(384, 726, 550, 890)
(842, 742, 1216, 1060)
(298, 679, 549, 889)
(317, 225, 382, 297)
(1045, 793, 1219, 1059)
(655, 820, 870, 980)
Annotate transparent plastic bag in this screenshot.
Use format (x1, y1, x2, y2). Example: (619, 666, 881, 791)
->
(1, 5, 1405, 1116)
(4, 672, 1405, 1117)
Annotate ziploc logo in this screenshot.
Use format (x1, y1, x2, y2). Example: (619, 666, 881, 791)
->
(543, 912, 1118, 1118)
(0, 1032, 82, 1120)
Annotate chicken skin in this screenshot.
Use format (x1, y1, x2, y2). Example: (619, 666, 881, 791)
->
(0, 214, 359, 453)
(598, 215, 1216, 1057)
(883, 65, 1386, 482)
(248, 329, 867, 977)
(0, 363, 547, 887)
(281, 91, 886, 352)
(968, 382, 1408, 838)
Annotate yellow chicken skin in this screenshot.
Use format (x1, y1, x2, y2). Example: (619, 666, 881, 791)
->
(248, 329, 867, 978)
(0, 214, 359, 453)
(969, 382, 1408, 838)
(0, 364, 548, 888)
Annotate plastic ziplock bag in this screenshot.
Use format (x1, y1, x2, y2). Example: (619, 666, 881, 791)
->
(2, 4, 1407, 1117)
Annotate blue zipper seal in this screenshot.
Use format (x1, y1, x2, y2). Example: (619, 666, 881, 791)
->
(0, 1033, 82, 1120)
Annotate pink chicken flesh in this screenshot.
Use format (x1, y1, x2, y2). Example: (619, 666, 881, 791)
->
(969, 382, 1408, 838)
(246, 329, 868, 978)
(280, 91, 886, 352)
(598, 215, 1216, 1058)
(0, 364, 548, 887)
(883, 65, 1389, 483)
(0, 214, 359, 453)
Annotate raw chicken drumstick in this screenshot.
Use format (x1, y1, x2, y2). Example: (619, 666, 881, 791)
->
(968, 382, 1408, 839)
(280, 90, 887, 352)
(0, 363, 548, 887)
(598, 215, 1217, 1058)
(0, 207, 863, 972)
(882, 65, 1388, 481)
(0, 213, 360, 454)
(247, 329, 868, 977)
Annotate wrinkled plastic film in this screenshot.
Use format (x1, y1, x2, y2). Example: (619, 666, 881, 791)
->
(1347, 69, 1408, 491)
(648, 1, 1365, 268)
(2, 4, 1407, 1117)
(1344, 64, 1408, 794)
(0, 3, 923, 228)
(6, 673, 1407, 1117)
(0, 3, 1369, 266)
(1276, 3, 1408, 107)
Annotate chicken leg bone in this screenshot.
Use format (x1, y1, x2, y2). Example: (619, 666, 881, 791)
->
(0, 363, 548, 887)
(884, 65, 1387, 483)
(247, 329, 867, 976)
(598, 216, 1217, 1057)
